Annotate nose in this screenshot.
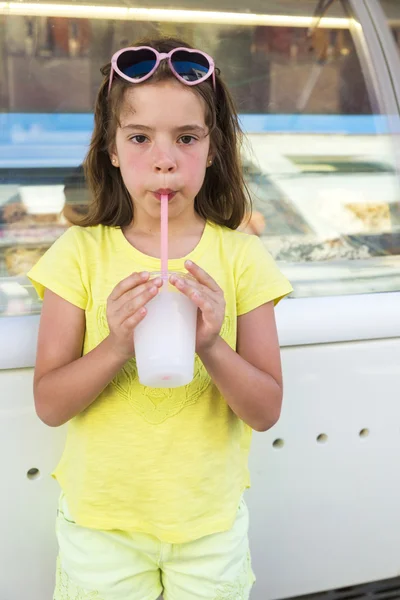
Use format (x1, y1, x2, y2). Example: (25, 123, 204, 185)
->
(153, 151, 177, 174)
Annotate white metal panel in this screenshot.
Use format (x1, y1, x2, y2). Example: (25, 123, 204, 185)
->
(0, 315, 39, 369)
(1, 292, 400, 370)
(1, 337, 400, 599)
(0, 368, 66, 600)
(248, 337, 400, 599)
(276, 292, 400, 346)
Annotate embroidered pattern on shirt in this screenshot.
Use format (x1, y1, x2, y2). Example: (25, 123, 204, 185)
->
(54, 557, 102, 600)
(96, 304, 232, 424)
(96, 303, 211, 423)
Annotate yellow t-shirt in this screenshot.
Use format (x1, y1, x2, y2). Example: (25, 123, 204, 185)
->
(27, 221, 292, 543)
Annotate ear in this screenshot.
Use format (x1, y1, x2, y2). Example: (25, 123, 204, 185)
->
(206, 154, 214, 168)
(109, 151, 119, 168)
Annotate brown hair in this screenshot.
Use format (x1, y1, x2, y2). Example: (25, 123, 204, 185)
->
(80, 37, 251, 230)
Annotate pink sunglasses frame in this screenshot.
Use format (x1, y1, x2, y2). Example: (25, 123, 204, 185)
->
(108, 46, 216, 95)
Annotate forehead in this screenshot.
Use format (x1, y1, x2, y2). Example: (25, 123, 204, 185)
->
(119, 80, 207, 127)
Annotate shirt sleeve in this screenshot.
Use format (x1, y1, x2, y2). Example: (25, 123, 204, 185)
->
(27, 226, 88, 309)
(236, 235, 293, 316)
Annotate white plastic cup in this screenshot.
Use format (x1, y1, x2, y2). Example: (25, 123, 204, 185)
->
(134, 272, 197, 388)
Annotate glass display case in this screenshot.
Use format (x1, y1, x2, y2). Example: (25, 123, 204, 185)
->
(1, 0, 400, 316)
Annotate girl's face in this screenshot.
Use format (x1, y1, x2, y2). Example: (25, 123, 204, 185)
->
(111, 79, 212, 225)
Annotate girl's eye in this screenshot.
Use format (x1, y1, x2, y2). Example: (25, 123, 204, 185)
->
(179, 135, 196, 145)
(131, 135, 148, 144)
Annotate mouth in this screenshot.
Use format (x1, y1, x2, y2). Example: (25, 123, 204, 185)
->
(152, 189, 177, 201)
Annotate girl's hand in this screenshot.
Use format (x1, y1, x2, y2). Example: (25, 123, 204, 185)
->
(106, 272, 163, 361)
(170, 261, 225, 353)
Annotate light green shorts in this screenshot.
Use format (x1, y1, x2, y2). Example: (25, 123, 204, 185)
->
(54, 493, 255, 600)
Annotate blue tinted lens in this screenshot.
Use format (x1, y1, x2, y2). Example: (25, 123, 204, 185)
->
(172, 60, 209, 81)
(117, 49, 157, 80)
(122, 60, 156, 79)
(171, 51, 211, 82)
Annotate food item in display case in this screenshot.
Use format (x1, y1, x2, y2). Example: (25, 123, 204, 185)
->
(345, 202, 391, 232)
(0, 223, 67, 245)
(1, 202, 27, 224)
(264, 235, 371, 262)
(0, 194, 67, 277)
(19, 184, 65, 217)
(2, 201, 63, 226)
(0, 188, 67, 249)
(4, 246, 49, 276)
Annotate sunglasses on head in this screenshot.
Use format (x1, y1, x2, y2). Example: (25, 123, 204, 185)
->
(108, 46, 216, 95)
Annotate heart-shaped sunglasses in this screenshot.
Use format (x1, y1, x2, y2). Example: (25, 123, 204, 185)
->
(108, 46, 216, 94)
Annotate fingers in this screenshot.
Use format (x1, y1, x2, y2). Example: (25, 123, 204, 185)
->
(171, 275, 199, 301)
(108, 276, 163, 333)
(169, 275, 217, 316)
(170, 273, 217, 306)
(122, 305, 148, 330)
(184, 260, 221, 293)
(106, 273, 164, 359)
(190, 291, 216, 318)
(169, 273, 205, 299)
(109, 271, 150, 302)
(116, 277, 163, 309)
(119, 284, 160, 323)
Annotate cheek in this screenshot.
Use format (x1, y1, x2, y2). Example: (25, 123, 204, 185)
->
(187, 162, 203, 180)
(122, 149, 146, 167)
(120, 153, 148, 183)
(185, 154, 207, 182)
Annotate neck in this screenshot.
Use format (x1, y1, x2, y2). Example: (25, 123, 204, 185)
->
(122, 207, 207, 260)
(127, 209, 205, 238)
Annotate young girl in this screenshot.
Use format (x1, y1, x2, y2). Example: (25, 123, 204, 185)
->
(28, 36, 292, 600)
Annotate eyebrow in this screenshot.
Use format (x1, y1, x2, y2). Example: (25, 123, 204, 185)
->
(121, 124, 207, 135)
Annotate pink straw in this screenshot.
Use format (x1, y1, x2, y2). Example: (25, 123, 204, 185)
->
(161, 194, 168, 282)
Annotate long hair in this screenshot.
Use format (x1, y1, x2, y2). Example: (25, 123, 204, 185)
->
(80, 37, 251, 230)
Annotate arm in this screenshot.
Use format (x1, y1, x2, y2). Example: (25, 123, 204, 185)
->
(198, 302, 283, 432)
(34, 290, 127, 427)
(170, 262, 283, 432)
(34, 272, 162, 427)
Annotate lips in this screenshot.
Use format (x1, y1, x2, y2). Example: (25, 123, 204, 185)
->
(156, 188, 174, 194)
(152, 189, 177, 201)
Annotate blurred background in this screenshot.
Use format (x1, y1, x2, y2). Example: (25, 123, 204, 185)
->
(1, 0, 400, 313)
